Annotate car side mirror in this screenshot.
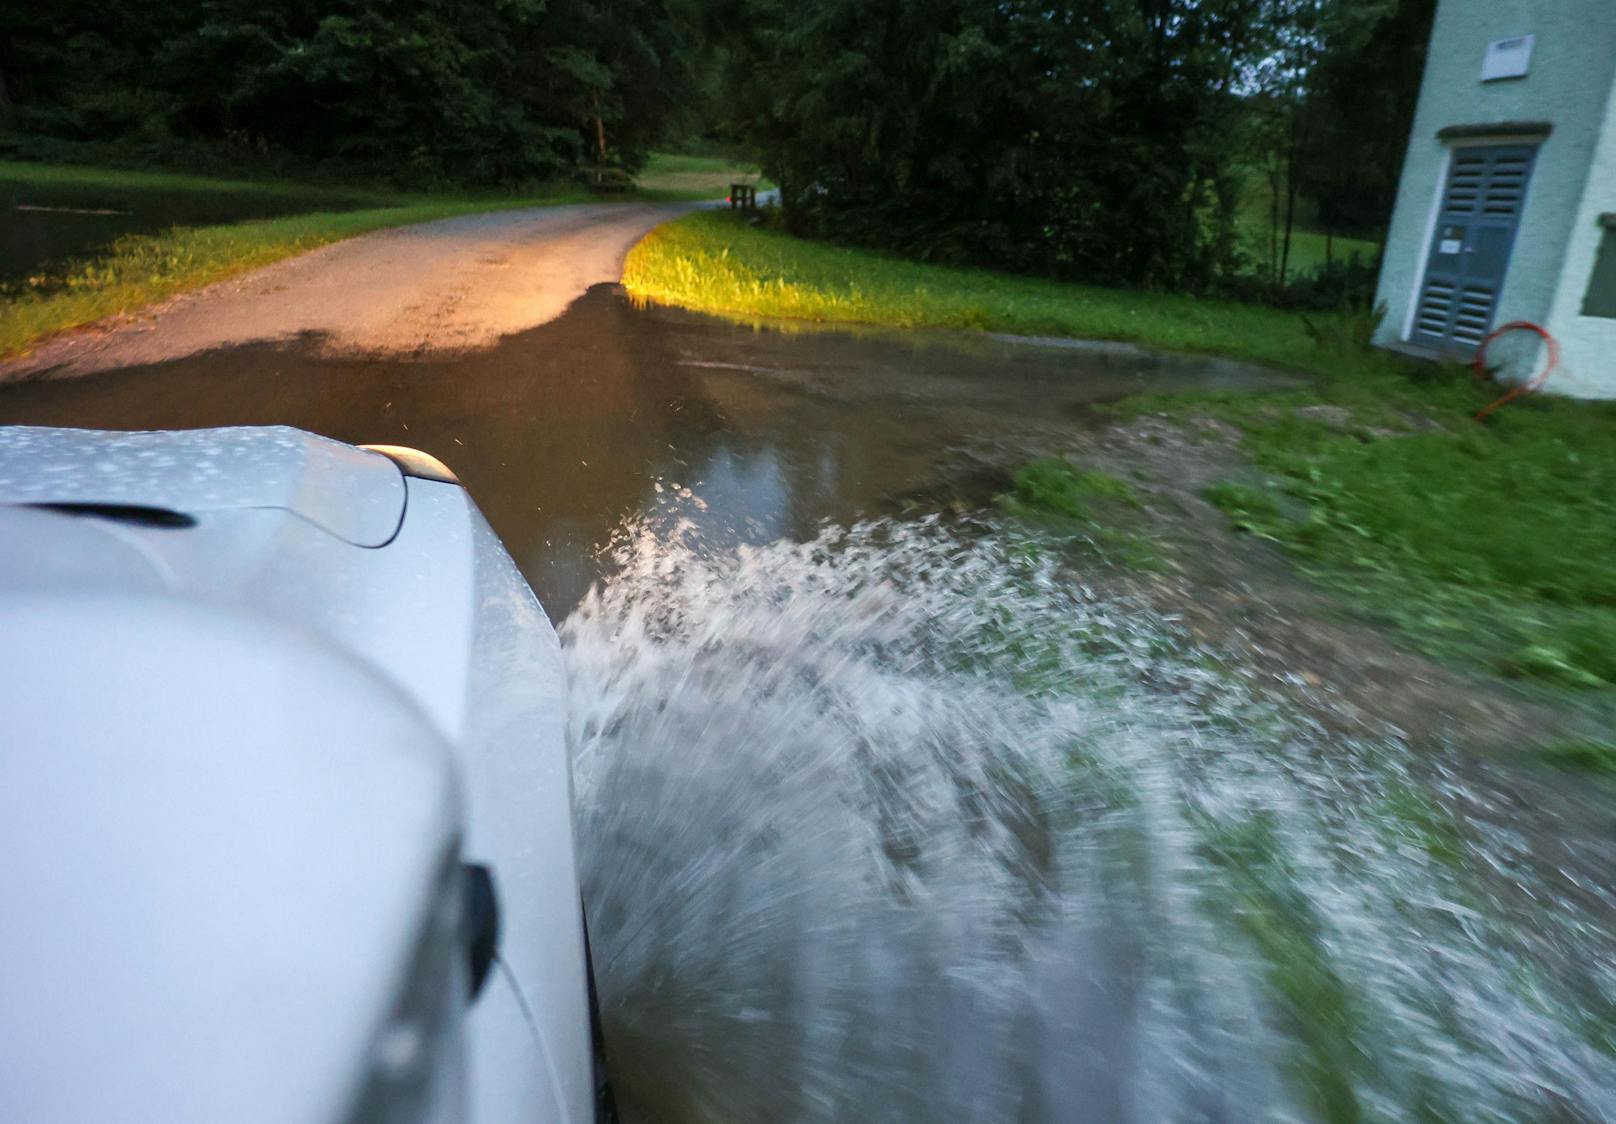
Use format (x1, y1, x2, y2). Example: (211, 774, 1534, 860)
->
(461, 863, 500, 1001)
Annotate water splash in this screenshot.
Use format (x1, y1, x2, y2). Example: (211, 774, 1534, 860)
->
(563, 515, 1616, 1123)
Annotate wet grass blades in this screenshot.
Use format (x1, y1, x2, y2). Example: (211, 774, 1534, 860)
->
(1004, 459, 1144, 519)
(1537, 739, 1616, 777)
(999, 459, 1162, 571)
(1175, 376, 1616, 694)
(1199, 812, 1366, 1123)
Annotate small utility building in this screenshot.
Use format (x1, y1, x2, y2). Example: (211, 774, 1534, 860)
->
(1374, 0, 1616, 396)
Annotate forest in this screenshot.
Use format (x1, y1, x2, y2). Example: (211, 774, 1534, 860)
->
(0, 0, 1434, 297)
(0, 0, 692, 183)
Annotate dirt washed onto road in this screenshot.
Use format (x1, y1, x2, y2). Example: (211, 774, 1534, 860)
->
(1, 202, 689, 382)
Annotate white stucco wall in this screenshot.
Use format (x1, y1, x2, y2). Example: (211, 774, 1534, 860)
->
(1373, 0, 1616, 396)
(1541, 79, 1616, 397)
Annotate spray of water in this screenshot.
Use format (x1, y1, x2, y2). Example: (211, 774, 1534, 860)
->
(563, 514, 1616, 1123)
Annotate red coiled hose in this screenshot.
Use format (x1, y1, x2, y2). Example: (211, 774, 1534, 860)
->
(1473, 320, 1559, 422)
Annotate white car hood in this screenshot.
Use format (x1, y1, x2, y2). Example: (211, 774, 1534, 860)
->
(0, 425, 405, 546)
(0, 586, 461, 1124)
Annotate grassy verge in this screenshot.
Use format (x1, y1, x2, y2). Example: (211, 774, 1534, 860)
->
(999, 459, 1162, 570)
(2, 153, 764, 359)
(1131, 369, 1616, 696)
(622, 210, 1391, 379)
(1, 159, 376, 203)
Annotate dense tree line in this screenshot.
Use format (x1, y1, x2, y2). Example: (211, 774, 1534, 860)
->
(1, 0, 1433, 294)
(702, 0, 1433, 293)
(1296, 0, 1435, 238)
(0, 0, 691, 184)
(1240, 0, 1435, 293)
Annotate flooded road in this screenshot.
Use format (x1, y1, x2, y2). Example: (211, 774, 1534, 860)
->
(0, 284, 1283, 612)
(2, 288, 1612, 1121)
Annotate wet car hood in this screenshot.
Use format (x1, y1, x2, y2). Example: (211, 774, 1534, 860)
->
(0, 586, 460, 1124)
(0, 425, 404, 546)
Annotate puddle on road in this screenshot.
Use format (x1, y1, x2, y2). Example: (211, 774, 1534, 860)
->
(2, 289, 1612, 1121)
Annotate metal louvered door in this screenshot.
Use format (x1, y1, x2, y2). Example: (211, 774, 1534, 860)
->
(1411, 144, 1537, 352)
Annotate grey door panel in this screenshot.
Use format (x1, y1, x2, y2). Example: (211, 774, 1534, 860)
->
(1412, 144, 1537, 351)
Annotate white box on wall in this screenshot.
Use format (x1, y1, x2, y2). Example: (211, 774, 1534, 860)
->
(1481, 34, 1535, 82)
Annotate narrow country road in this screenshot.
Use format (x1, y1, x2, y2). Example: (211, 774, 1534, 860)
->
(1, 201, 691, 383)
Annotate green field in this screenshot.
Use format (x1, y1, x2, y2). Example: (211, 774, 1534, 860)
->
(1235, 171, 1382, 278)
(636, 152, 769, 198)
(1250, 227, 1381, 276)
(0, 161, 379, 203)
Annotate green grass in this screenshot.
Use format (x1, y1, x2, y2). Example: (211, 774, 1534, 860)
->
(1, 154, 759, 358)
(1538, 740, 1616, 776)
(1269, 229, 1380, 276)
(1234, 167, 1381, 278)
(1, 159, 375, 202)
(1182, 376, 1616, 691)
(1198, 812, 1367, 1123)
(1000, 459, 1161, 570)
(623, 210, 1393, 379)
(636, 152, 768, 199)
(1005, 459, 1143, 520)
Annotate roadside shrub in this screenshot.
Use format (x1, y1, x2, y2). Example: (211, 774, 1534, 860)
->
(1216, 255, 1381, 313)
(1302, 303, 1386, 354)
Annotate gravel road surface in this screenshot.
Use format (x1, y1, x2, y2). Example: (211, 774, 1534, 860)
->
(2, 201, 690, 383)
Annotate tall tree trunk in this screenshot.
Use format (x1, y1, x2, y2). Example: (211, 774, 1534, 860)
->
(0, 61, 12, 120)
(1268, 157, 1282, 289)
(1280, 105, 1304, 286)
(592, 91, 607, 167)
